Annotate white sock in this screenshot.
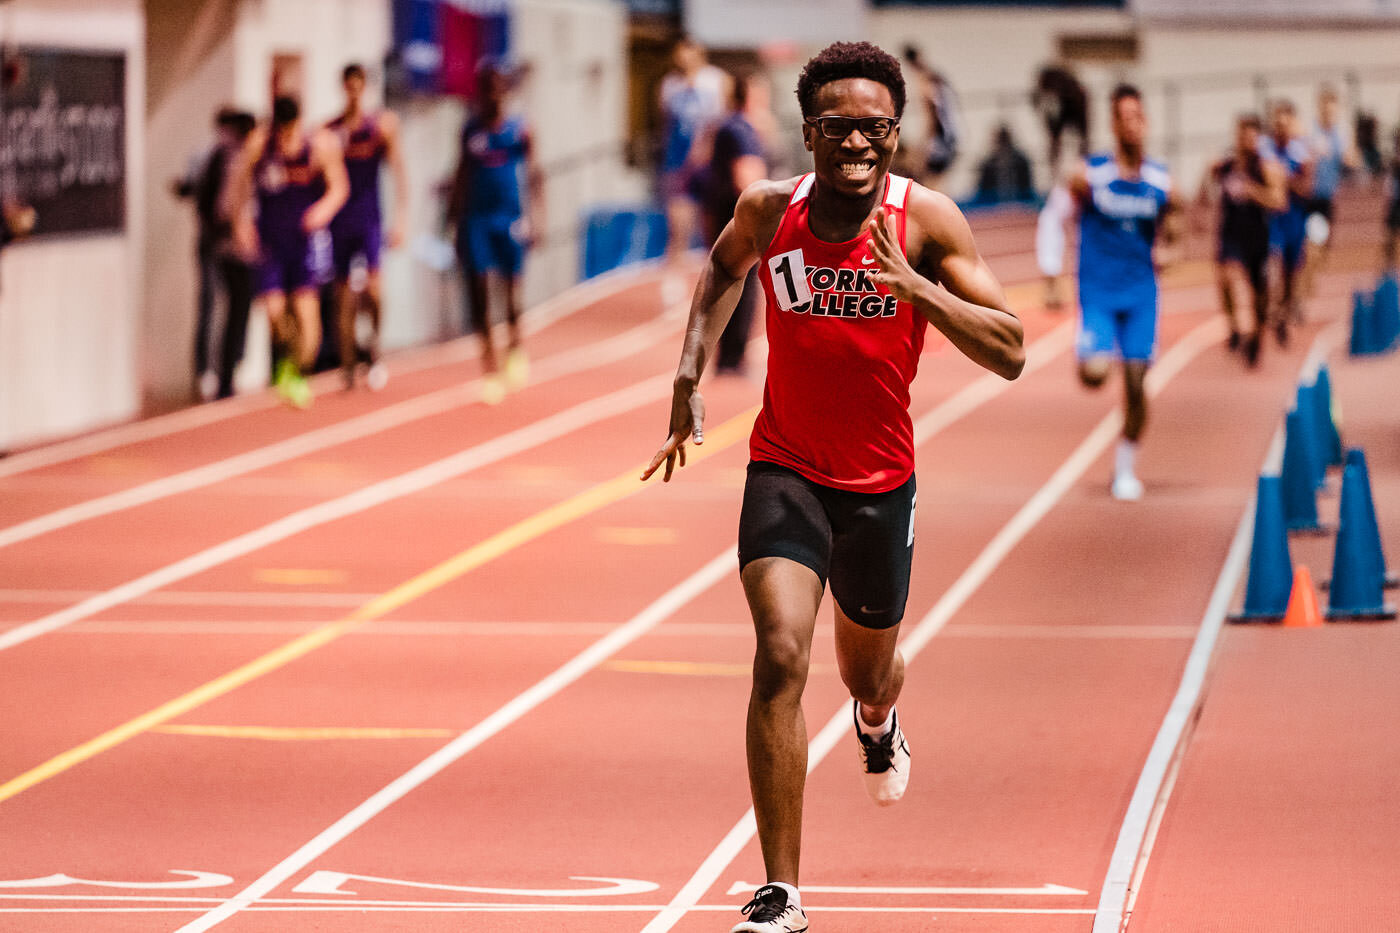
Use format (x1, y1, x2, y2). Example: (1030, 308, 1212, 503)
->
(1115, 439, 1138, 479)
(856, 704, 894, 737)
(766, 882, 801, 910)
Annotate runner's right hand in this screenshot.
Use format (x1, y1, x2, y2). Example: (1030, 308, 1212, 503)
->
(641, 380, 705, 483)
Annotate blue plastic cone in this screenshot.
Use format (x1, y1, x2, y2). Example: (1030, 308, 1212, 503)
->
(1295, 385, 1328, 489)
(1312, 367, 1343, 467)
(1344, 448, 1397, 589)
(1327, 460, 1397, 620)
(1375, 275, 1400, 350)
(1281, 409, 1327, 533)
(1350, 290, 1376, 356)
(1231, 475, 1295, 622)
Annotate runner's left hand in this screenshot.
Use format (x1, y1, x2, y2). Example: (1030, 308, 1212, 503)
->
(867, 207, 922, 303)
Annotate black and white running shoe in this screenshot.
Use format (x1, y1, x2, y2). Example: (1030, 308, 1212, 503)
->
(730, 884, 809, 933)
(854, 701, 911, 806)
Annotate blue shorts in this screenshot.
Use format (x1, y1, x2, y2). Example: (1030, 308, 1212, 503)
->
(257, 229, 331, 296)
(1077, 293, 1158, 362)
(330, 222, 383, 279)
(1270, 210, 1307, 274)
(457, 213, 526, 277)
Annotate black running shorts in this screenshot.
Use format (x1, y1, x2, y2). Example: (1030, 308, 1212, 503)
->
(737, 460, 916, 630)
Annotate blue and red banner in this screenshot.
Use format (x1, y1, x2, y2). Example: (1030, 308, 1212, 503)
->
(393, 0, 512, 99)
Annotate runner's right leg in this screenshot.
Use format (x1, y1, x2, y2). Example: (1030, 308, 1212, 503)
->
(741, 556, 823, 887)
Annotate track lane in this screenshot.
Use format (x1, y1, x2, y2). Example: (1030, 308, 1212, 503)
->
(139, 309, 1189, 933)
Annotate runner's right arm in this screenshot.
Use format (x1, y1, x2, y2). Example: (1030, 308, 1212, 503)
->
(641, 178, 790, 483)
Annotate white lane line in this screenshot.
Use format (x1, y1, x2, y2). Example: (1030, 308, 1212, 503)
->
(726, 881, 1087, 896)
(0, 590, 377, 607)
(0, 374, 674, 654)
(170, 550, 738, 933)
(0, 264, 661, 479)
(60, 620, 757, 637)
(639, 317, 1224, 933)
(1090, 324, 1339, 933)
(3, 903, 1098, 916)
(0, 308, 683, 551)
(169, 316, 1084, 932)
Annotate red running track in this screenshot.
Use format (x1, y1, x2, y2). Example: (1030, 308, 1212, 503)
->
(0, 204, 1394, 932)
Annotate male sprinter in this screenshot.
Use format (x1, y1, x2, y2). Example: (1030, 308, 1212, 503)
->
(229, 95, 348, 407)
(327, 63, 408, 390)
(1204, 113, 1286, 366)
(1063, 84, 1180, 501)
(642, 42, 1024, 933)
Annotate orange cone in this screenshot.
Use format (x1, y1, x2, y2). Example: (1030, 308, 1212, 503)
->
(1282, 565, 1325, 628)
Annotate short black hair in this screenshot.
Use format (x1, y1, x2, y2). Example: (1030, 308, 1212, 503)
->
(1237, 112, 1262, 132)
(343, 62, 366, 82)
(796, 41, 905, 120)
(1111, 83, 1141, 108)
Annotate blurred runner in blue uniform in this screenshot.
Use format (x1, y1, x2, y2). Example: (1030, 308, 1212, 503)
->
(327, 63, 408, 391)
(228, 95, 348, 408)
(1259, 99, 1313, 339)
(1067, 85, 1181, 501)
(447, 62, 544, 405)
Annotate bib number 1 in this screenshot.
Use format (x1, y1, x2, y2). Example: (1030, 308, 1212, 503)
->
(767, 248, 812, 312)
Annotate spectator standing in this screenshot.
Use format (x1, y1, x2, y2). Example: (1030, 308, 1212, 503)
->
(447, 61, 544, 405)
(1384, 128, 1400, 274)
(1034, 63, 1089, 176)
(173, 109, 245, 399)
(700, 70, 772, 375)
(974, 125, 1034, 204)
(206, 110, 258, 399)
(903, 46, 961, 187)
(658, 36, 728, 280)
(1355, 110, 1382, 180)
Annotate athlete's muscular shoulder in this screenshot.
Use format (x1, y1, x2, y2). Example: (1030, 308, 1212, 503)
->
(732, 175, 802, 257)
(903, 181, 978, 272)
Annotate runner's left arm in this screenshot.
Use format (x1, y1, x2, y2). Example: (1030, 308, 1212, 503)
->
(380, 111, 409, 248)
(867, 187, 1024, 380)
(303, 130, 350, 233)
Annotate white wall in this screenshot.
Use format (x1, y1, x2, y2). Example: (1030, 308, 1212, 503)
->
(0, 0, 145, 451)
(869, 7, 1400, 198)
(513, 0, 646, 307)
(144, 0, 238, 409)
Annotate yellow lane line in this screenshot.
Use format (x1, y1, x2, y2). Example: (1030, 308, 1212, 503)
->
(602, 660, 836, 677)
(151, 725, 456, 741)
(0, 407, 758, 805)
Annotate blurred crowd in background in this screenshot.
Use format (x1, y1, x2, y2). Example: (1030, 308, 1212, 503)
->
(4, 0, 1400, 447)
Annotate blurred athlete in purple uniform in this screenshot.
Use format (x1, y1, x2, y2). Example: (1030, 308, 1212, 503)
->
(229, 94, 348, 407)
(327, 63, 408, 391)
(447, 62, 544, 404)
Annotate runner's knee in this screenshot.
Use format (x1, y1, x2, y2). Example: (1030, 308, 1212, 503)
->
(1079, 358, 1111, 388)
(751, 629, 811, 702)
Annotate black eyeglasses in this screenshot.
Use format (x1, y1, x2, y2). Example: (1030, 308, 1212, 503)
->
(804, 116, 898, 140)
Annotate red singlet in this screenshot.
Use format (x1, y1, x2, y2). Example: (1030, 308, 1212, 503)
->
(750, 172, 927, 493)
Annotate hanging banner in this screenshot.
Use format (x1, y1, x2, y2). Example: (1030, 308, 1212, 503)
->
(392, 0, 512, 99)
(0, 48, 126, 237)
